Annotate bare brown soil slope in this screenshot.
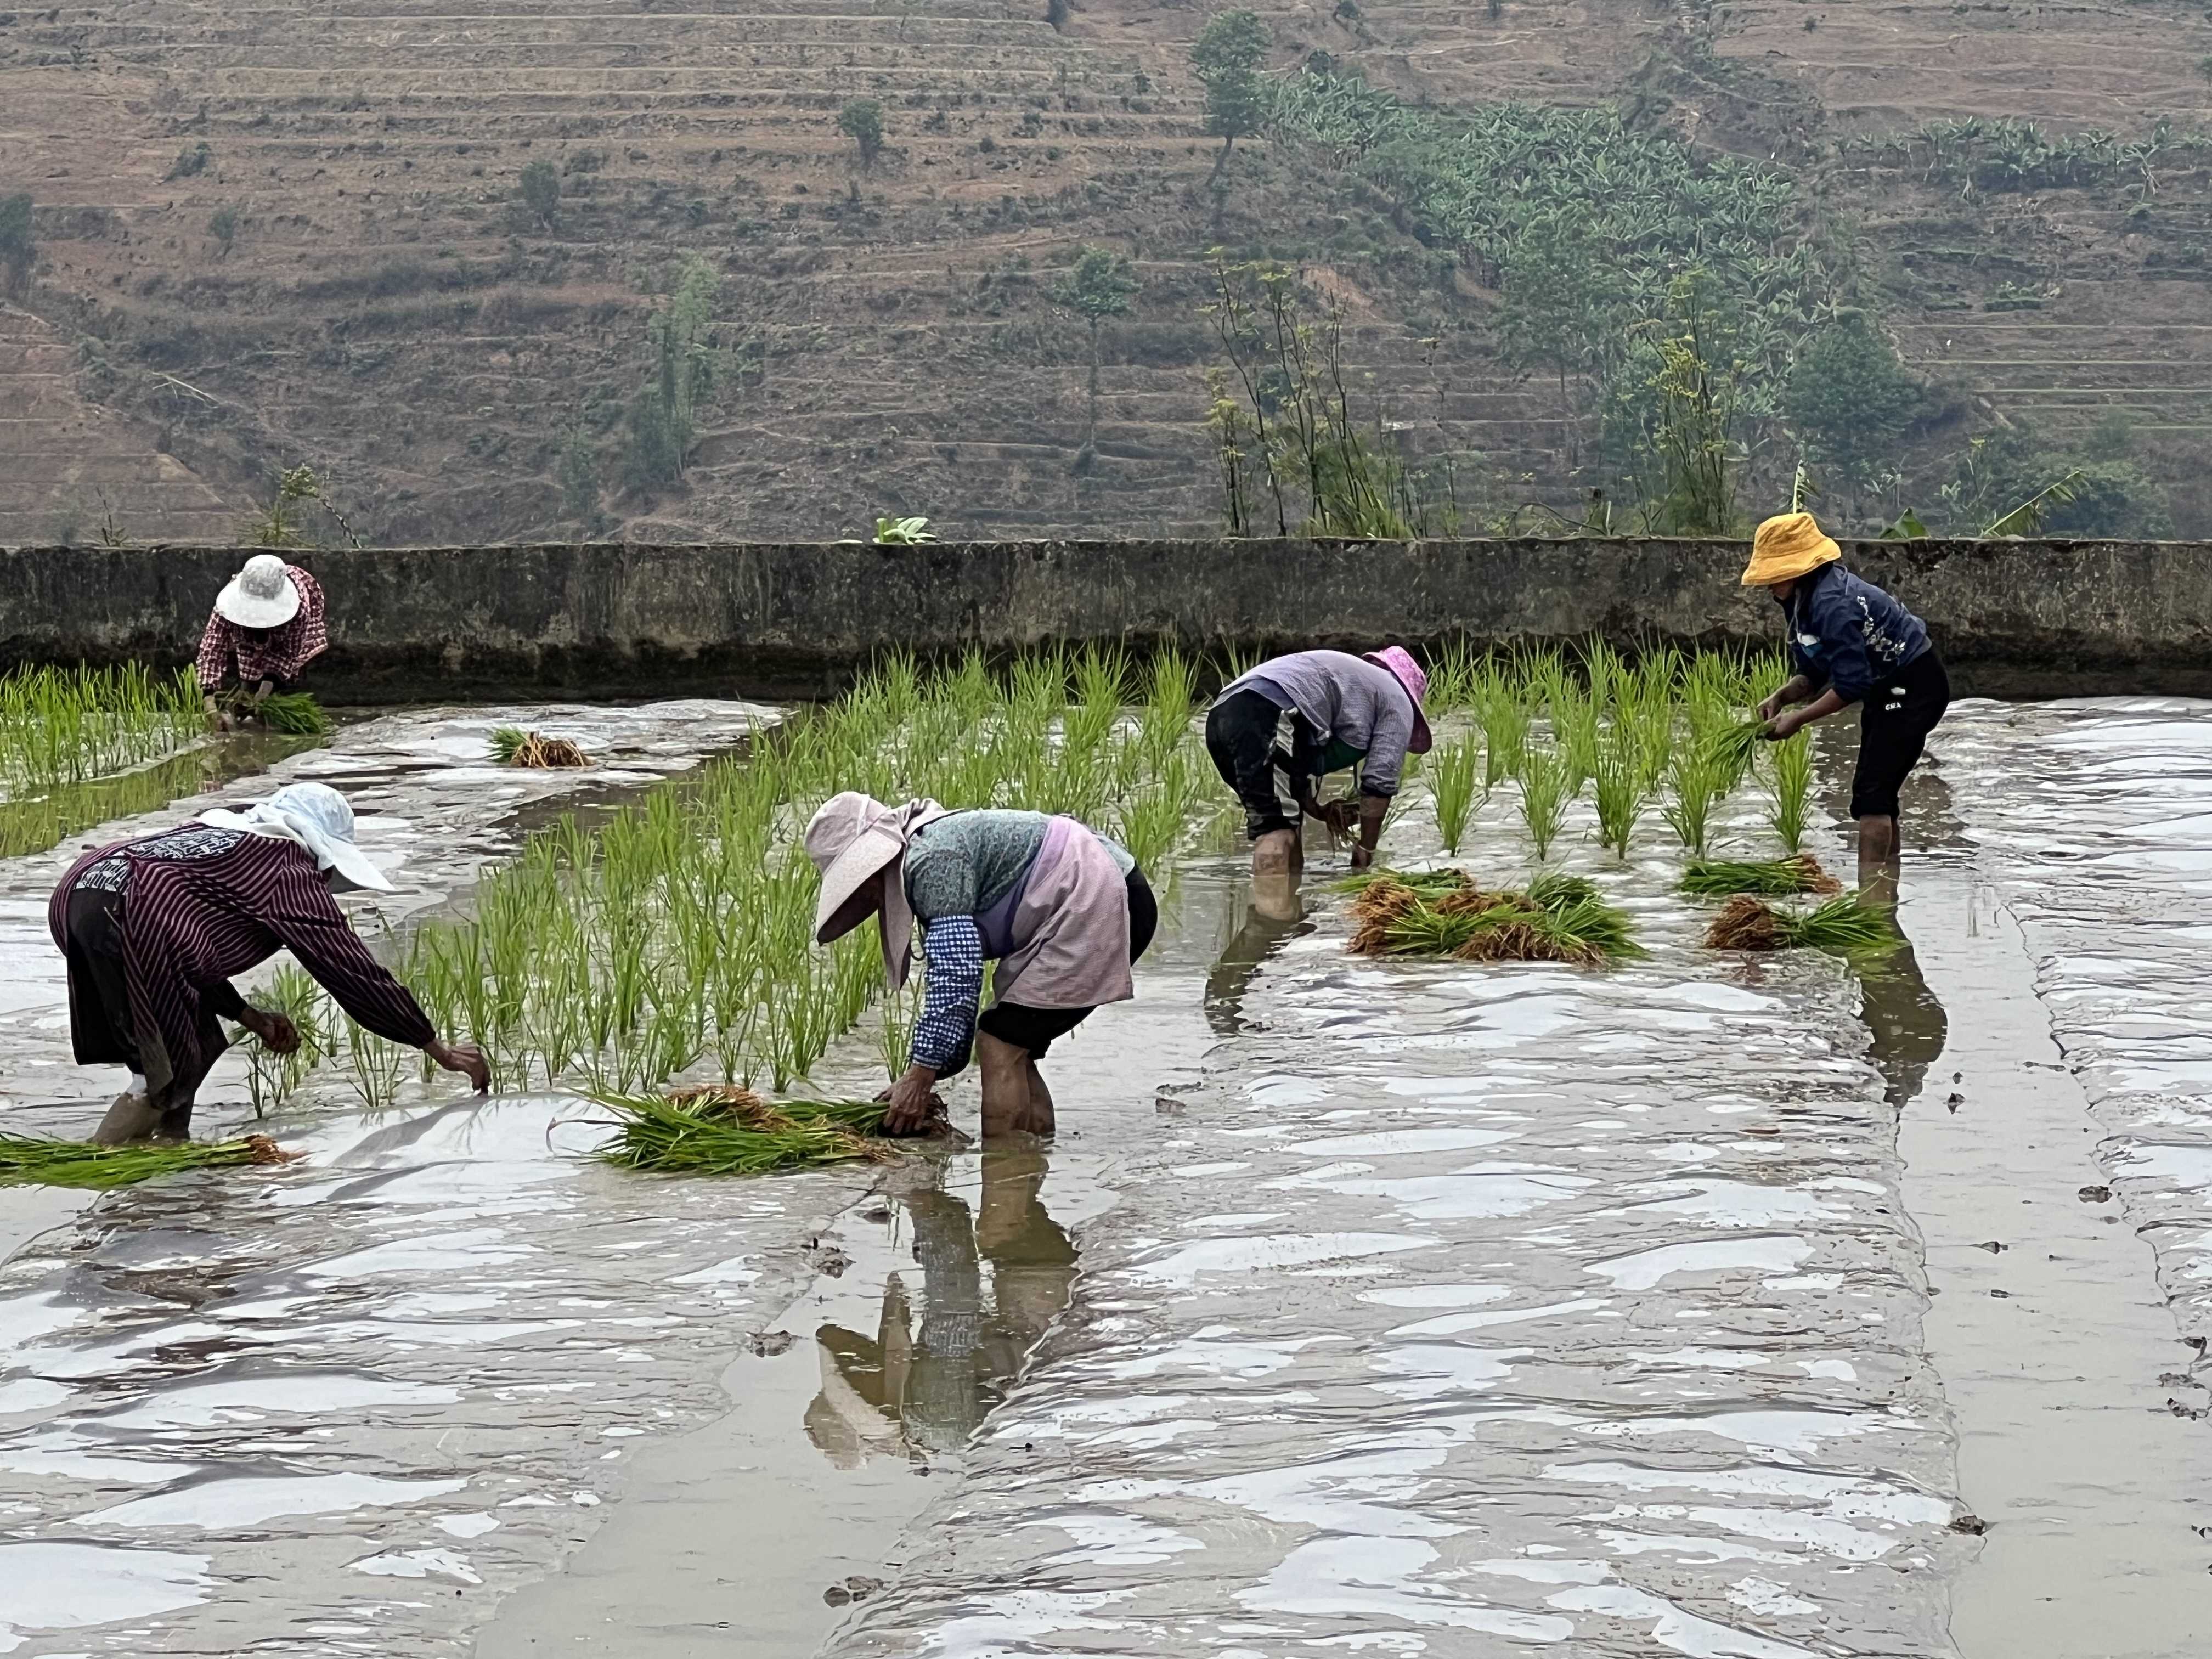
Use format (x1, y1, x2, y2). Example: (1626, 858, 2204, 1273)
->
(4, 0, 2212, 545)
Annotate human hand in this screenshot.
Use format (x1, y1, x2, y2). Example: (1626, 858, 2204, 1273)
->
(880, 1066, 940, 1134)
(1762, 710, 1804, 742)
(241, 1007, 300, 1054)
(256, 679, 274, 701)
(1321, 798, 1355, 836)
(427, 1038, 492, 1093)
(1756, 692, 1786, 721)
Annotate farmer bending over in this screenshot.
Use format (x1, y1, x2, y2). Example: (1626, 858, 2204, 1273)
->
(49, 781, 490, 1144)
(1745, 511, 1950, 894)
(1204, 647, 1432, 878)
(196, 553, 328, 725)
(805, 794, 1156, 1139)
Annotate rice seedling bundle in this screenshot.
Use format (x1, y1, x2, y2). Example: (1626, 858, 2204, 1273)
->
(489, 727, 593, 768)
(1765, 729, 1814, 854)
(1705, 718, 1769, 778)
(0, 1131, 296, 1190)
(1679, 855, 1840, 897)
(1704, 893, 1895, 952)
(1517, 744, 1571, 861)
(589, 1086, 940, 1176)
(1342, 866, 1639, 966)
(216, 689, 331, 736)
(1427, 731, 1481, 855)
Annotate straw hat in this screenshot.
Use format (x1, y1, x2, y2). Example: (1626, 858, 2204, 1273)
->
(1741, 512, 1841, 587)
(214, 554, 303, 630)
(1362, 646, 1434, 754)
(804, 792, 950, 989)
(198, 781, 393, 893)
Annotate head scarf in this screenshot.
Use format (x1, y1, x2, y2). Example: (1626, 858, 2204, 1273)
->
(804, 792, 951, 990)
(198, 781, 394, 893)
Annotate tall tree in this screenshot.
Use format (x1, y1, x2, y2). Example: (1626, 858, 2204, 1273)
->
(1050, 245, 1141, 459)
(623, 259, 723, 491)
(518, 160, 561, 230)
(1785, 312, 1923, 504)
(1191, 10, 1271, 183)
(837, 99, 885, 168)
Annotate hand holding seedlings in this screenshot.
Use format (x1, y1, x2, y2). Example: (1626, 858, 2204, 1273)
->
(879, 1064, 941, 1133)
(238, 1006, 301, 1056)
(427, 1038, 492, 1093)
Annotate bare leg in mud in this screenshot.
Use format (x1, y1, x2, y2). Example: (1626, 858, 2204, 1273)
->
(1252, 827, 1302, 879)
(978, 1031, 1053, 1138)
(91, 1089, 163, 1147)
(1858, 814, 1901, 909)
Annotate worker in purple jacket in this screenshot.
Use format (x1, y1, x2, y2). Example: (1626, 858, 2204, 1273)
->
(48, 781, 490, 1144)
(1743, 512, 1951, 892)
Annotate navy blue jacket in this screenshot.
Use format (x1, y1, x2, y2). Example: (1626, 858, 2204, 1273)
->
(1781, 564, 1930, 704)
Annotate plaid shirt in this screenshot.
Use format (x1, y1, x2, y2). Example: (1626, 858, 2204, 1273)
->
(195, 565, 329, 690)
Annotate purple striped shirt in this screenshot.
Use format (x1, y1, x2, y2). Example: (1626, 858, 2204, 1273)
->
(49, 830, 435, 1081)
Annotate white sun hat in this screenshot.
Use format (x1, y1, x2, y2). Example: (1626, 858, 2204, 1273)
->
(198, 781, 395, 893)
(213, 554, 303, 630)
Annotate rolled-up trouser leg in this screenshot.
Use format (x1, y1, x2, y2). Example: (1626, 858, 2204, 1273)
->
(1204, 689, 1302, 840)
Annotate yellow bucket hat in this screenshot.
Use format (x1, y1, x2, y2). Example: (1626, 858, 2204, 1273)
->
(1741, 512, 1841, 586)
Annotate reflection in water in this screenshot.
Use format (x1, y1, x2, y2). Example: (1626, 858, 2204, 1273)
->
(805, 1151, 1075, 1465)
(1855, 922, 1949, 1111)
(1204, 885, 1312, 1037)
(0, 731, 323, 859)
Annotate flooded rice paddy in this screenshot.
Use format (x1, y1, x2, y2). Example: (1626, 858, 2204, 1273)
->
(1, 697, 2209, 1655)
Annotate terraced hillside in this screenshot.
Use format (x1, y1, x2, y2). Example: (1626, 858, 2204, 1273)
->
(4, 0, 2212, 545)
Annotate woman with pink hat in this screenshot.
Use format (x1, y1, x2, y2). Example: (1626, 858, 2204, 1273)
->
(1204, 647, 1433, 878)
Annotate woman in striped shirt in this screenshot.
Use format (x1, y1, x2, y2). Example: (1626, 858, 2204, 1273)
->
(48, 782, 489, 1144)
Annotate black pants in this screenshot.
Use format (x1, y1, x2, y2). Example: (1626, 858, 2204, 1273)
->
(1852, 650, 1950, 820)
(1205, 688, 1314, 840)
(977, 868, 1157, 1059)
(64, 887, 228, 1137)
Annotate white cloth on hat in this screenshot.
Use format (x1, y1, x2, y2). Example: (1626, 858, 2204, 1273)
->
(198, 781, 394, 893)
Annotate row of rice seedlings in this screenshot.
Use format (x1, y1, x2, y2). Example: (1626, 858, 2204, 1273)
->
(366, 647, 1220, 1103)
(0, 664, 206, 797)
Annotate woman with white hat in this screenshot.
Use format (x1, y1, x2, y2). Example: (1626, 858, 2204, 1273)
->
(195, 554, 328, 720)
(804, 794, 1156, 1139)
(47, 781, 490, 1144)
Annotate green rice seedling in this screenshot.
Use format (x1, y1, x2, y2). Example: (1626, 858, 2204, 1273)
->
(1661, 746, 1726, 857)
(238, 966, 330, 1118)
(1706, 718, 1768, 775)
(1581, 638, 1626, 711)
(488, 726, 528, 764)
(0, 1131, 295, 1190)
(1346, 868, 1639, 965)
(1478, 686, 1529, 791)
(1590, 737, 1648, 861)
(1766, 729, 1814, 854)
(1422, 639, 1480, 714)
(876, 976, 923, 1079)
(1551, 684, 1601, 791)
(1331, 866, 1475, 900)
(1680, 855, 1841, 896)
(1427, 731, 1481, 855)
(344, 1022, 408, 1113)
(1517, 744, 1571, 861)
(1524, 871, 1599, 909)
(1706, 892, 1896, 952)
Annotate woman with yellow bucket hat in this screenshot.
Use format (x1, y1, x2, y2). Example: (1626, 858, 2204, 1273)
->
(1743, 511, 1950, 889)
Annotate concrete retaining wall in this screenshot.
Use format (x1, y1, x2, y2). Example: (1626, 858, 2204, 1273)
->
(1, 537, 2205, 701)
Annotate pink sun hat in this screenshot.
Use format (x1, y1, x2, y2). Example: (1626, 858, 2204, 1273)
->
(1361, 646, 1432, 754)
